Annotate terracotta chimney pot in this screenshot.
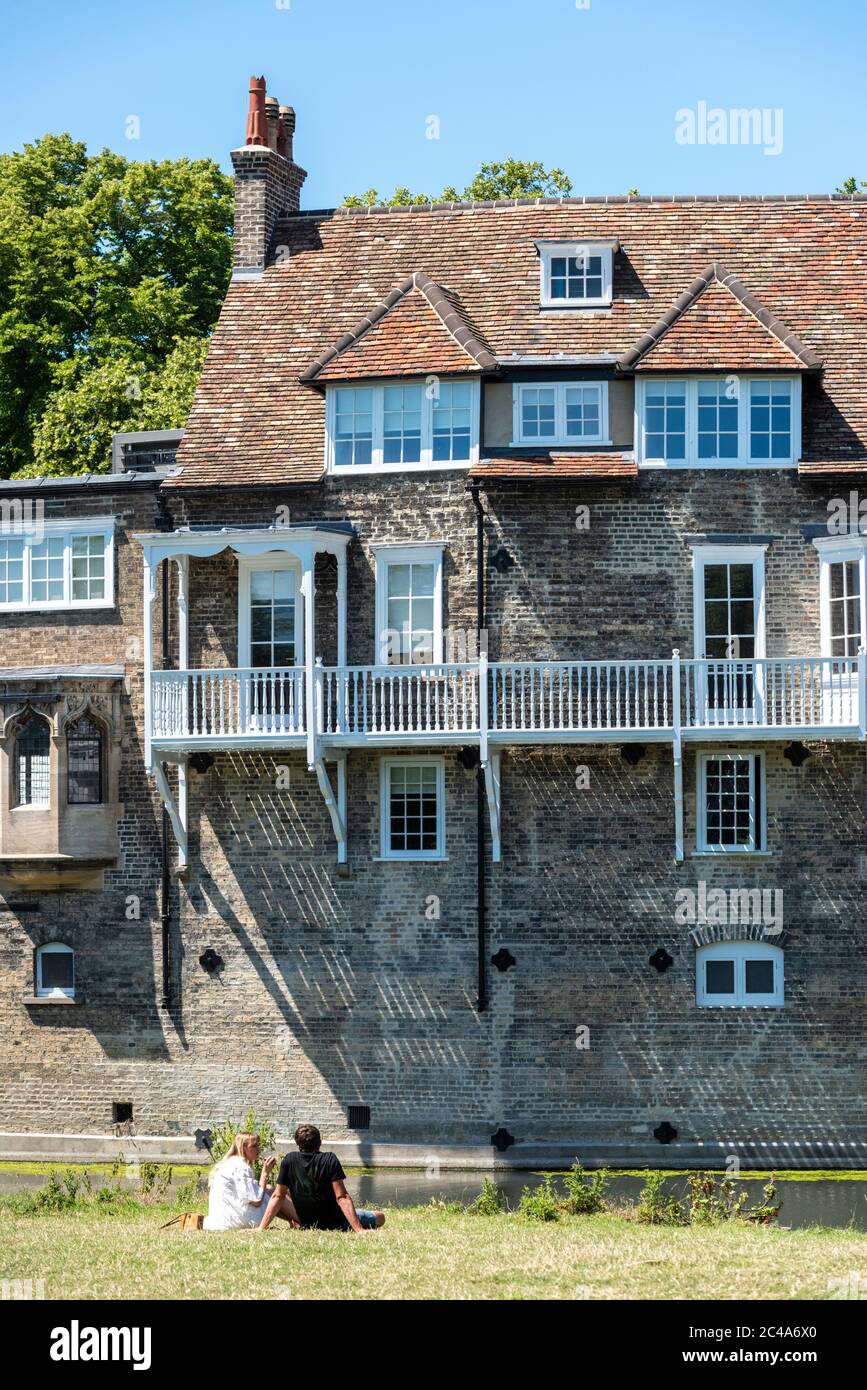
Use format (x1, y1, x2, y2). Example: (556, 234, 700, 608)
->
(245, 75, 268, 147)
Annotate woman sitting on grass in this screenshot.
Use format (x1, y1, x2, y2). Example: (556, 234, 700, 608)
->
(204, 1132, 299, 1230)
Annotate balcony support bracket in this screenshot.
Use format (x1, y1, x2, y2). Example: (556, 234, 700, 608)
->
(153, 759, 188, 866)
(313, 756, 347, 865)
(672, 648, 684, 863)
(483, 751, 502, 864)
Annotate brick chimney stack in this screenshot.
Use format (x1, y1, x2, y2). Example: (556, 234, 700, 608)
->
(231, 75, 307, 278)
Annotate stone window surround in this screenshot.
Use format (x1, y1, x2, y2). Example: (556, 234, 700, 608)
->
(0, 682, 123, 878)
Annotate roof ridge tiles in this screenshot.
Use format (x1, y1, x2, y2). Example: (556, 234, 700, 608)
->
(277, 192, 867, 222)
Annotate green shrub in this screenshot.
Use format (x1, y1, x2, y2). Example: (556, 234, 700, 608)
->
(744, 1175, 781, 1225)
(518, 1175, 560, 1222)
(467, 1177, 506, 1215)
(136, 1163, 174, 1205)
(563, 1161, 609, 1215)
(209, 1111, 278, 1181)
(636, 1171, 684, 1226)
(426, 1196, 464, 1215)
(687, 1171, 748, 1225)
(174, 1173, 208, 1210)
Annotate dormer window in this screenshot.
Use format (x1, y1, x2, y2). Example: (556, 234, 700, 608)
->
(512, 382, 609, 446)
(327, 379, 479, 474)
(538, 242, 615, 309)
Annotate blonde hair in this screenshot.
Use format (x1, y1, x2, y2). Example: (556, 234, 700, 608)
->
(209, 1132, 259, 1185)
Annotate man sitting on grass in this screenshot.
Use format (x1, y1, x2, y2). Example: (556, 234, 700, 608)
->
(258, 1124, 385, 1233)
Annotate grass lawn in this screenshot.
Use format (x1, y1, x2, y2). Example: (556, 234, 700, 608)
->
(2, 1205, 866, 1300)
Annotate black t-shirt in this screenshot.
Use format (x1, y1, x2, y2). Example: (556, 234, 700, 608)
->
(276, 1150, 347, 1229)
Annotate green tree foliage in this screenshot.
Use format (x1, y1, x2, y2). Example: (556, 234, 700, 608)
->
(0, 133, 232, 478)
(343, 158, 573, 209)
(836, 176, 867, 195)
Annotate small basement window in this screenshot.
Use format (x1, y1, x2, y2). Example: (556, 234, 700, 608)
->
(696, 942, 783, 1007)
(36, 942, 75, 999)
(112, 1102, 134, 1124)
(348, 1105, 370, 1130)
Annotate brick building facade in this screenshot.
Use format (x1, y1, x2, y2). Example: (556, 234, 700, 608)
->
(1, 78, 866, 1165)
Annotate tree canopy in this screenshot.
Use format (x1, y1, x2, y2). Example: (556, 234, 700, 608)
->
(342, 159, 574, 208)
(0, 133, 232, 478)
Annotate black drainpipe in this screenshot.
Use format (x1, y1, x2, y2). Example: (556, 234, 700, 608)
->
(470, 481, 487, 1012)
(160, 556, 171, 1009)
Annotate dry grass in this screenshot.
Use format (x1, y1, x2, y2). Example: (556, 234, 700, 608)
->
(2, 1205, 867, 1300)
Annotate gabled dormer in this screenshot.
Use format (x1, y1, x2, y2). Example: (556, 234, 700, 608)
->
(301, 271, 495, 475)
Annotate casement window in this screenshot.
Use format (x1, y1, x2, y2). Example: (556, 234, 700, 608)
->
(380, 757, 445, 860)
(36, 942, 75, 1000)
(537, 241, 615, 308)
(814, 539, 867, 657)
(67, 715, 103, 805)
(237, 557, 301, 669)
(0, 520, 114, 611)
(513, 382, 609, 446)
(15, 714, 51, 807)
(637, 377, 801, 467)
(696, 752, 765, 854)
(692, 545, 766, 719)
(327, 379, 478, 473)
(696, 942, 783, 1008)
(373, 544, 443, 665)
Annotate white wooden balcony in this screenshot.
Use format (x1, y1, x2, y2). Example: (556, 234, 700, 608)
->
(149, 655, 864, 753)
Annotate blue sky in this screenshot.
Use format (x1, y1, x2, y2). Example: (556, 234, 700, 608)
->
(1, 0, 865, 203)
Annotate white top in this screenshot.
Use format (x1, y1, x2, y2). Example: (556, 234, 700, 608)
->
(203, 1156, 267, 1230)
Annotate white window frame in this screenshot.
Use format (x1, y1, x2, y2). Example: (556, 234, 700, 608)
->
(537, 241, 615, 309)
(373, 543, 444, 665)
(696, 941, 783, 1008)
(636, 375, 802, 469)
(692, 545, 767, 663)
(512, 381, 610, 446)
(237, 554, 303, 668)
(696, 750, 766, 855)
(36, 942, 75, 1000)
(326, 378, 479, 475)
(813, 536, 867, 657)
(0, 517, 115, 612)
(379, 755, 446, 861)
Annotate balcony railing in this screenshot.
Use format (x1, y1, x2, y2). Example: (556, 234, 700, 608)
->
(149, 656, 864, 746)
(323, 664, 479, 738)
(152, 667, 306, 740)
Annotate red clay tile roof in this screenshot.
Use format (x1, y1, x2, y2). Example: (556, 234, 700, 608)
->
(170, 199, 867, 488)
(471, 453, 637, 480)
(618, 263, 821, 372)
(300, 270, 496, 382)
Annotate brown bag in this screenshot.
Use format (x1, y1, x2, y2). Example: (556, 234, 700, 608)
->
(160, 1211, 204, 1232)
